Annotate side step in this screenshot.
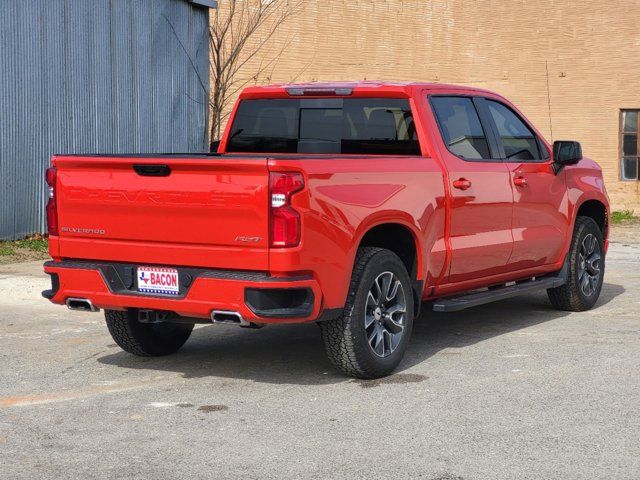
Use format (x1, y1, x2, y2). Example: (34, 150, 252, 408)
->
(432, 276, 566, 312)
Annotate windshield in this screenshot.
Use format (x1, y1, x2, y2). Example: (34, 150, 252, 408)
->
(226, 98, 420, 155)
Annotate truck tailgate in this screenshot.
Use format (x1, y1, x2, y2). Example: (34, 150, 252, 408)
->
(53, 155, 269, 270)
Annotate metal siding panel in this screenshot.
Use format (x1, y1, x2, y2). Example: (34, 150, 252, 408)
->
(133, 0, 153, 151)
(40, 1, 67, 233)
(112, 0, 134, 151)
(193, 8, 210, 149)
(93, 1, 115, 153)
(0, 3, 18, 238)
(0, 0, 209, 239)
(66, 0, 94, 153)
(153, 1, 172, 152)
(7, 0, 43, 238)
(172, 1, 190, 151)
(21, 1, 43, 238)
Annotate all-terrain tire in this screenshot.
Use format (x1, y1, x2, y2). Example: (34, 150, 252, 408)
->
(319, 247, 414, 379)
(547, 216, 605, 311)
(105, 309, 194, 356)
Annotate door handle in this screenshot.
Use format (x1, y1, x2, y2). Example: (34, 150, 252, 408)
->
(452, 178, 472, 190)
(514, 176, 528, 187)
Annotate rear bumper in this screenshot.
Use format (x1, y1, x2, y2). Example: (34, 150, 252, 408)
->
(43, 260, 328, 324)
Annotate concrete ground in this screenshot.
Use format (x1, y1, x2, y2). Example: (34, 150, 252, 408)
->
(1, 240, 639, 479)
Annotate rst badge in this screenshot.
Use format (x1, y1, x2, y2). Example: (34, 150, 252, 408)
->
(137, 267, 179, 295)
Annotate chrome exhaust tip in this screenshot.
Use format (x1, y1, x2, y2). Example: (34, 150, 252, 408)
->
(66, 297, 99, 312)
(211, 310, 250, 327)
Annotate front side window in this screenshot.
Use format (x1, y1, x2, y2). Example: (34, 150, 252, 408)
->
(226, 98, 420, 155)
(430, 96, 491, 160)
(621, 110, 639, 180)
(486, 100, 541, 161)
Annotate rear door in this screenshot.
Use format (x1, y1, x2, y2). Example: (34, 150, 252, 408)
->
(481, 99, 568, 268)
(429, 95, 514, 284)
(54, 156, 270, 270)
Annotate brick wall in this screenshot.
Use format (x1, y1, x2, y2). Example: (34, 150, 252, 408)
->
(218, 0, 640, 211)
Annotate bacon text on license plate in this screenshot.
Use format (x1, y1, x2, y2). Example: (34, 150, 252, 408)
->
(137, 267, 179, 295)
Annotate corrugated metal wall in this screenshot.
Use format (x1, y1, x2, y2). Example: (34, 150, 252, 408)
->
(0, 0, 210, 240)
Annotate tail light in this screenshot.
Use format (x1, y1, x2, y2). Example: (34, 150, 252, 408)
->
(45, 166, 58, 236)
(269, 172, 304, 247)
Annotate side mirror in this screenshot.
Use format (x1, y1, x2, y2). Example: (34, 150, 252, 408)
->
(553, 140, 582, 165)
(552, 140, 582, 174)
(209, 140, 220, 153)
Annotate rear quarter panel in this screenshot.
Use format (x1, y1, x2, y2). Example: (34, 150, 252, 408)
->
(268, 157, 447, 309)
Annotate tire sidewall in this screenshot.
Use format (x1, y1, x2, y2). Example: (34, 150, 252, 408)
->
(134, 320, 194, 355)
(569, 218, 605, 309)
(349, 250, 414, 373)
(105, 309, 194, 356)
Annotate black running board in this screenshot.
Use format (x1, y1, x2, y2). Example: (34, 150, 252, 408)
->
(432, 275, 566, 312)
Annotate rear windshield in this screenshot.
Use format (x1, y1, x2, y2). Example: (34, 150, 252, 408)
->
(226, 98, 420, 155)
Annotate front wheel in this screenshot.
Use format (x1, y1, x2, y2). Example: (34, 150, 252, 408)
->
(319, 247, 414, 379)
(547, 216, 605, 311)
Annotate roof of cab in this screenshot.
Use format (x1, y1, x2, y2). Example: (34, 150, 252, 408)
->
(240, 80, 499, 97)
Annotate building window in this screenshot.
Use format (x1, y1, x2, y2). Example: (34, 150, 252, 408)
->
(621, 110, 639, 180)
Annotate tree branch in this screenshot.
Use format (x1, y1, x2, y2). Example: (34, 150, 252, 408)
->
(208, 0, 303, 140)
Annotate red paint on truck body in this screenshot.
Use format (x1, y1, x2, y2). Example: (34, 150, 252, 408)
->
(44, 81, 609, 323)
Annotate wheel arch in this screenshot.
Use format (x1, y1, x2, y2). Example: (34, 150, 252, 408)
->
(558, 197, 609, 269)
(576, 199, 608, 237)
(351, 219, 424, 316)
(357, 223, 420, 278)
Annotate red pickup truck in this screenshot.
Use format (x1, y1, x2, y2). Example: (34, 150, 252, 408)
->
(43, 81, 609, 378)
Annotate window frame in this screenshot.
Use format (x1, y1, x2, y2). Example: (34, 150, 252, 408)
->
(478, 97, 549, 163)
(619, 109, 640, 181)
(428, 94, 502, 163)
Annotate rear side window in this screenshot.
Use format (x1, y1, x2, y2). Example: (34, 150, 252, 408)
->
(486, 100, 541, 161)
(430, 97, 491, 160)
(226, 98, 420, 155)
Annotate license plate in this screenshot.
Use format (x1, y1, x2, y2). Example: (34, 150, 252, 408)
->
(137, 267, 179, 295)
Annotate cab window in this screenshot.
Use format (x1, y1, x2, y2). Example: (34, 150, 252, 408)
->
(226, 98, 420, 155)
(486, 100, 542, 161)
(430, 96, 492, 160)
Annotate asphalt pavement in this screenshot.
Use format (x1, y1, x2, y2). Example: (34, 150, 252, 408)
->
(1, 242, 639, 479)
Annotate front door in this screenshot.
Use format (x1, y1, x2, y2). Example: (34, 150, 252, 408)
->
(482, 99, 568, 269)
(429, 95, 514, 284)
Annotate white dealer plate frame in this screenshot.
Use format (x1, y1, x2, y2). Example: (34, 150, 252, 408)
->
(137, 266, 180, 295)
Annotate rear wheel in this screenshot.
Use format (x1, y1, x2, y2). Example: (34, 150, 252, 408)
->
(319, 247, 414, 379)
(105, 309, 193, 356)
(547, 216, 605, 311)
